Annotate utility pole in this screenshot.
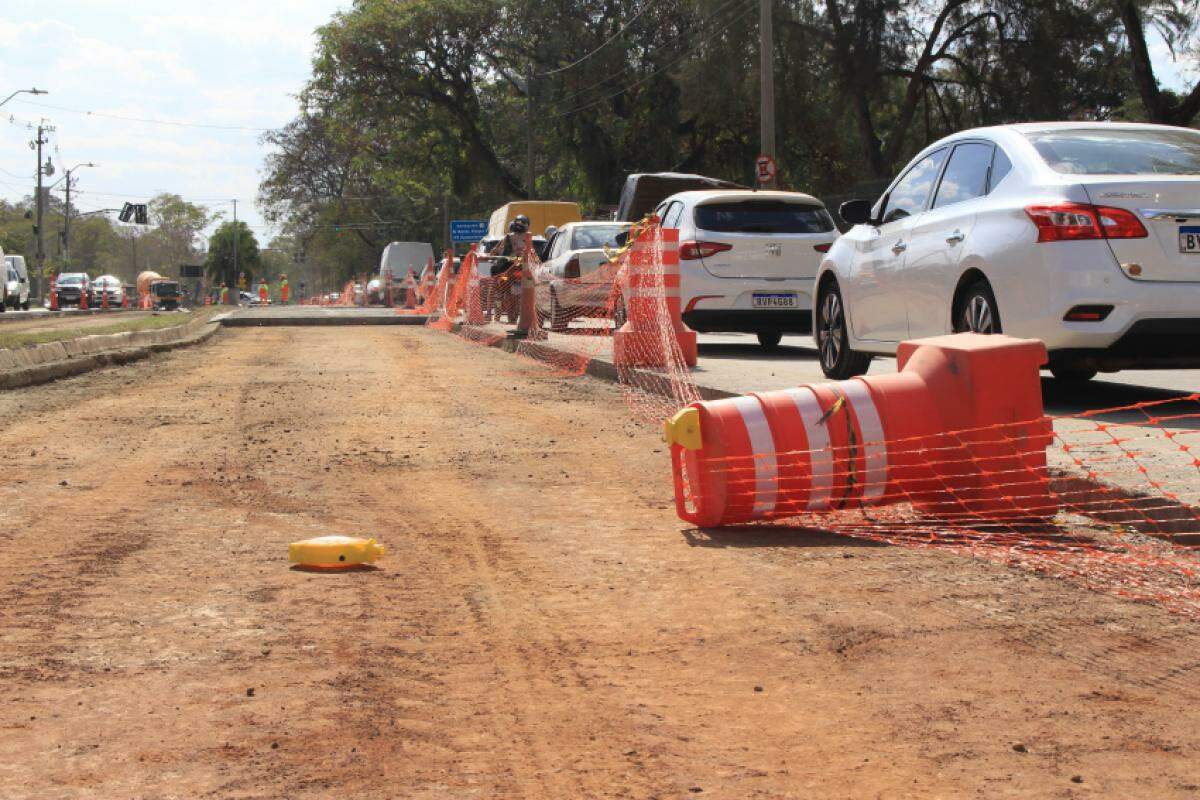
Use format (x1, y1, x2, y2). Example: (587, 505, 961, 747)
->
(231, 199, 239, 304)
(61, 163, 96, 267)
(526, 62, 535, 199)
(64, 174, 71, 266)
(759, 0, 777, 189)
(32, 122, 53, 299)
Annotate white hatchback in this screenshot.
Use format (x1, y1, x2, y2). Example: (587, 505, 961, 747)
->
(649, 190, 839, 348)
(817, 122, 1200, 381)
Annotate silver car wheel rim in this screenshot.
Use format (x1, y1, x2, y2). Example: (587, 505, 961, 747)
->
(963, 295, 995, 334)
(819, 291, 843, 368)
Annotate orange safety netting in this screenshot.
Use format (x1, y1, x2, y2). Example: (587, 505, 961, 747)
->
(417, 220, 1200, 619)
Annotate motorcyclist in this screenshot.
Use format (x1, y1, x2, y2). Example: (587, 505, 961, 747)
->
(484, 215, 531, 322)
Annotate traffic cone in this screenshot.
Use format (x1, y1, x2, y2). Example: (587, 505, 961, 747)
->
(49, 276, 58, 311)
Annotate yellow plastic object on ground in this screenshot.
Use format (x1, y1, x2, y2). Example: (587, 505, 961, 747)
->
(288, 536, 386, 569)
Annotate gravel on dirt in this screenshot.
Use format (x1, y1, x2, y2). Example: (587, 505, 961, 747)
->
(1, 326, 1200, 798)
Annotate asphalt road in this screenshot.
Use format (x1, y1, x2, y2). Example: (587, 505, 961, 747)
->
(695, 333, 1200, 415)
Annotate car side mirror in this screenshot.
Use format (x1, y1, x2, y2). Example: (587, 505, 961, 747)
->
(838, 199, 874, 227)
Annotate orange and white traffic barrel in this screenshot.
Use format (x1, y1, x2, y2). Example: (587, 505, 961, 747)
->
(665, 334, 1055, 527)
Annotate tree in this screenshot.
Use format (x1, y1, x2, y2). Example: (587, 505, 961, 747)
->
(1115, 0, 1200, 125)
(205, 221, 260, 290)
(143, 193, 215, 271)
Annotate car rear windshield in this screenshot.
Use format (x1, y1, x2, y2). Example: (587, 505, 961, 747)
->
(58, 276, 84, 285)
(1025, 128, 1200, 175)
(571, 225, 628, 249)
(694, 201, 835, 234)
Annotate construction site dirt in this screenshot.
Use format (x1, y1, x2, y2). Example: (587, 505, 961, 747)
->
(3, 326, 1200, 799)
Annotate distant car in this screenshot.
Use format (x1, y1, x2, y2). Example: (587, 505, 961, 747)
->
(329, 292, 341, 303)
(819, 121, 1200, 382)
(54, 273, 91, 307)
(534, 221, 632, 332)
(641, 190, 839, 348)
(89, 274, 124, 307)
(4, 254, 31, 310)
(366, 278, 384, 304)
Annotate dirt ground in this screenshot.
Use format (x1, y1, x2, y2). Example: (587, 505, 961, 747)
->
(3, 326, 1200, 799)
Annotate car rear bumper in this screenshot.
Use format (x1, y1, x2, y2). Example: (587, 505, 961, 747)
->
(1049, 318, 1200, 371)
(683, 309, 813, 334)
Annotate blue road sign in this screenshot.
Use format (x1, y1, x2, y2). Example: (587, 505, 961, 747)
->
(451, 219, 488, 243)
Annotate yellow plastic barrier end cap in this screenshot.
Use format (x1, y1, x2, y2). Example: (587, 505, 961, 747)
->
(288, 535, 385, 568)
(663, 407, 703, 450)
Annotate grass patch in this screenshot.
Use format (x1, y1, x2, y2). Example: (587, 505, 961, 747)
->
(0, 309, 216, 351)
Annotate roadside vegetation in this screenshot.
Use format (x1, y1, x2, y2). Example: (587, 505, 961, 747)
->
(0, 309, 217, 351)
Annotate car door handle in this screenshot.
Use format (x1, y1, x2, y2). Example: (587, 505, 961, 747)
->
(891, 241, 907, 255)
(945, 230, 965, 245)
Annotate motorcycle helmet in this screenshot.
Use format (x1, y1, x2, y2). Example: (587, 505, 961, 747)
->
(510, 214, 530, 234)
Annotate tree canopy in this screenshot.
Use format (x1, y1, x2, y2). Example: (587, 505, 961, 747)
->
(205, 221, 261, 289)
(259, 0, 1200, 286)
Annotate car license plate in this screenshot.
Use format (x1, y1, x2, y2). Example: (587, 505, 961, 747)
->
(752, 292, 797, 309)
(1179, 226, 1200, 253)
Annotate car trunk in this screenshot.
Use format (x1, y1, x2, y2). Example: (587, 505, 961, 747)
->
(1082, 177, 1200, 282)
(693, 198, 834, 280)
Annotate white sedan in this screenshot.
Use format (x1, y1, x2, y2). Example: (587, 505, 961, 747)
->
(535, 221, 631, 332)
(817, 121, 1200, 381)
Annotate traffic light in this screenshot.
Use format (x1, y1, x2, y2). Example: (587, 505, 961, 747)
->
(119, 202, 149, 224)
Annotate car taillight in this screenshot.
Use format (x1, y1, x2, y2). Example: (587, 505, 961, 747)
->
(679, 241, 733, 260)
(813, 243, 832, 253)
(1024, 202, 1147, 242)
(564, 256, 581, 279)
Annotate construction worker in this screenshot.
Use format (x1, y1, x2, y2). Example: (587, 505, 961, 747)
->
(280, 273, 290, 305)
(258, 277, 269, 304)
(220, 282, 229, 305)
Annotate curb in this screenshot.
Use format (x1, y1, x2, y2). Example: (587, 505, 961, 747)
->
(460, 325, 738, 402)
(220, 314, 428, 327)
(0, 320, 221, 391)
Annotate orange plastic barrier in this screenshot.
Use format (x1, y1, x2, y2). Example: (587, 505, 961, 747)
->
(613, 226, 697, 368)
(665, 334, 1054, 527)
(49, 276, 58, 311)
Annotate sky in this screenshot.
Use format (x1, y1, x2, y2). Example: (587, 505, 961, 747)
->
(0, 0, 347, 243)
(0, 1, 1196, 247)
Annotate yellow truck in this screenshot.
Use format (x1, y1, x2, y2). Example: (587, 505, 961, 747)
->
(486, 201, 582, 241)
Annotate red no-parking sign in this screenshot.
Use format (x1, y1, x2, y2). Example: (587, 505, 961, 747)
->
(755, 154, 777, 185)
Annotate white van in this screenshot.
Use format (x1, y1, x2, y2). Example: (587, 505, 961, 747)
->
(380, 242, 435, 282)
(4, 253, 31, 311)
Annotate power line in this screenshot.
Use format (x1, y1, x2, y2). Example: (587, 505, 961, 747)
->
(549, 0, 755, 109)
(550, 0, 757, 119)
(11, 99, 276, 132)
(536, 0, 665, 76)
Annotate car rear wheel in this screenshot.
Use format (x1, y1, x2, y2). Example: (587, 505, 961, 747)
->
(548, 289, 569, 333)
(954, 280, 1002, 335)
(612, 295, 627, 329)
(1050, 364, 1098, 384)
(757, 331, 782, 350)
(816, 280, 871, 379)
